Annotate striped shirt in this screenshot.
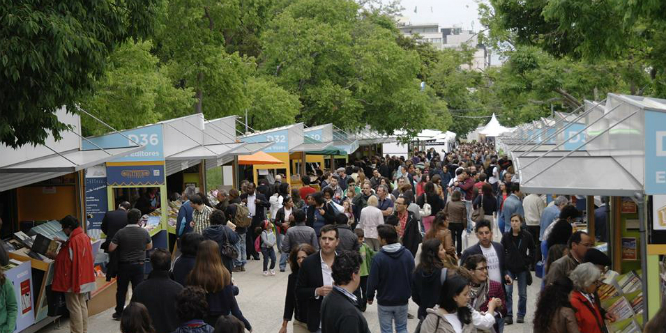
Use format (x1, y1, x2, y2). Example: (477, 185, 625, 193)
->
(193, 205, 213, 234)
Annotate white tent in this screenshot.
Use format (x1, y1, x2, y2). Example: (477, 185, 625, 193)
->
(479, 113, 512, 137)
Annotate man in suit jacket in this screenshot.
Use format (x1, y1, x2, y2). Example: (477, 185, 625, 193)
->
(101, 201, 130, 281)
(321, 250, 370, 333)
(241, 182, 270, 260)
(296, 225, 340, 333)
(460, 219, 512, 287)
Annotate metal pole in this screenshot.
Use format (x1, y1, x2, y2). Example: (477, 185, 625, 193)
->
(245, 109, 248, 134)
(635, 194, 649, 318)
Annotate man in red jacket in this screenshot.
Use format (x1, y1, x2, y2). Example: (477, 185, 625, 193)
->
(48, 215, 95, 333)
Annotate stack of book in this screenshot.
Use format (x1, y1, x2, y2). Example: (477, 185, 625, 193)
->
(601, 270, 644, 333)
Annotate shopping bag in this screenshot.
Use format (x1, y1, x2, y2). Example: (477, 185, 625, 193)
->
(46, 285, 69, 317)
(535, 260, 545, 279)
(462, 230, 469, 250)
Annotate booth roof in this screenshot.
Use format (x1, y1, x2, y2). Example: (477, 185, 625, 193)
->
(239, 151, 284, 165)
(0, 146, 143, 174)
(516, 155, 642, 196)
(480, 113, 512, 137)
(165, 142, 245, 160)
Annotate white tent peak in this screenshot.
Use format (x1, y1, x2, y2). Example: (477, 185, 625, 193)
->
(480, 113, 512, 137)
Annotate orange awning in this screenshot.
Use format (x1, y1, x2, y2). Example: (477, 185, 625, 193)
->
(238, 151, 283, 165)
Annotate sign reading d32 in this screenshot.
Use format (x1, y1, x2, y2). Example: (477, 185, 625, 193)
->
(646, 111, 666, 194)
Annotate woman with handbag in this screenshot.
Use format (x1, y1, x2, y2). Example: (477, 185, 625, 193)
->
(500, 214, 535, 325)
(418, 182, 445, 233)
(473, 184, 497, 231)
(444, 191, 467, 256)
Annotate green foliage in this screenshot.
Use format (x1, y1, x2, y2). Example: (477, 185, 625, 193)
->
(261, 0, 447, 136)
(79, 41, 195, 137)
(0, 0, 160, 147)
(245, 76, 301, 130)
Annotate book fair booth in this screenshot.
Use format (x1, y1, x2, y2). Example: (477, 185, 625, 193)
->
(301, 124, 360, 172)
(498, 93, 666, 332)
(0, 107, 145, 332)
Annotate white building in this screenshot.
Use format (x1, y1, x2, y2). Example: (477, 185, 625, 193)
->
(397, 22, 491, 70)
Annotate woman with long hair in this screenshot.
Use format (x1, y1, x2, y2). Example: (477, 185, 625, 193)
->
(473, 183, 497, 231)
(412, 239, 447, 320)
(186, 240, 252, 330)
(279, 244, 317, 333)
(424, 211, 456, 266)
(120, 302, 155, 333)
(418, 181, 446, 232)
(420, 275, 473, 333)
(533, 277, 579, 333)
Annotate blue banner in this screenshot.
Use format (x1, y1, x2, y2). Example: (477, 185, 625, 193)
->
(85, 177, 108, 230)
(107, 164, 165, 186)
(83, 125, 164, 162)
(645, 111, 666, 194)
(305, 129, 323, 142)
(243, 129, 289, 153)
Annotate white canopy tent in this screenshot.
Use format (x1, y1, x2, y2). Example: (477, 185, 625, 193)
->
(479, 113, 513, 137)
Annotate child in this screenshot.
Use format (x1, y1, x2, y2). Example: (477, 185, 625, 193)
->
(354, 228, 375, 312)
(259, 221, 277, 276)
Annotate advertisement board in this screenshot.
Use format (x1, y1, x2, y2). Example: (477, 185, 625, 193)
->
(645, 111, 666, 194)
(83, 125, 164, 162)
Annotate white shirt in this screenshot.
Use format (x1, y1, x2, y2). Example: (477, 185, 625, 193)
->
(320, 252, 333, 287)
(269, 194, 283, 219)
(443, 313, 463, 333)
(523, 194, 546, 226)
(283, 207, 292, 222)
(489, 166, 498, 184)
(481, 244, 502, 283)
(247, 192, 256, 217)
(472, 309, 496, 330)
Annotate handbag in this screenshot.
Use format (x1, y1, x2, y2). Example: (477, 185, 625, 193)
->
(419, 194, 432, 217)
(471, 195, 485, 223)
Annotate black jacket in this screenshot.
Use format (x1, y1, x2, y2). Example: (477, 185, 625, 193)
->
(305, 204, 337, 233)
(321, 288, 371, 333)
(460, 242, 508, 285)
(417, 193, 445, 217)
(283, 271, 307, 323)
(101, 209, 128, 250)
(296, 251, 326, 332)
(412, 267, 446, 319)
(172, 254, 196, 286)
(500, 230, 535, 274)
(397, 211, 422, 258)
(131, 270, 183, 333)
(336, 225, 360, 252)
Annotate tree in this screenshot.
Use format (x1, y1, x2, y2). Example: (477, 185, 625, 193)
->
(260, 0, 447, 136)
(1, 0, 160, 147)
(244, 76, 302, 131)
(79, 41, 195, 137)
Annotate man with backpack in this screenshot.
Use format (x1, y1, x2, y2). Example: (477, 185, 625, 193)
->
(226, 189, 252, 272)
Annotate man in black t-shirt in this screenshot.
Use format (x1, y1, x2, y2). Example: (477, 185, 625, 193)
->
(109, 208, 152, 320)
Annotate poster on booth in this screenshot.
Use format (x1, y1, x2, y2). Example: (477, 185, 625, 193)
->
(653, 195, 666, 230)
(6, 261, 34, 332)
(85, 165, 108, 232)
(645, 111, 666, 195)
(243, 129, 289, 153)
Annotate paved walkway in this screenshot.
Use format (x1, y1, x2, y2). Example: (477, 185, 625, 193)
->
(38, 231, 542, 333)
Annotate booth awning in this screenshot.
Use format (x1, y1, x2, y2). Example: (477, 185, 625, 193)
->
(232, 142, 275, 155)
(165, 143, 245, 160)
(0, 172, 70, 193)
(239, 151, 283, 165)
(0, 146, 143, 174)
(292, 137, 334, 152)
(516, 156, 643, 196)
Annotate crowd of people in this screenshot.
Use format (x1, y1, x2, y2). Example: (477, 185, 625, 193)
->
(41, 141, 666, 333)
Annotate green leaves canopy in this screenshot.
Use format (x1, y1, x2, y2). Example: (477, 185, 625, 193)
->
(0, 0, 160, 147)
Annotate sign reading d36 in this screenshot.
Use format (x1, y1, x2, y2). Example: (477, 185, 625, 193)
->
(646, 111, 666, 194)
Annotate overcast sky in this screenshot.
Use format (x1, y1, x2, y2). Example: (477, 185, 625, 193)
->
(395, 0, 482, 31)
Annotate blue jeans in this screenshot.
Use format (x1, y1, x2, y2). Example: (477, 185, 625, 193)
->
(378, 304, 408, 333)
(234, 233, 247, 267)
(464, 200, 473, 232)
(505, 271, 528, 319)
(261, 247, 276, 271)
(497, 317, 505, 333)
(275, 232, 288, 270)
